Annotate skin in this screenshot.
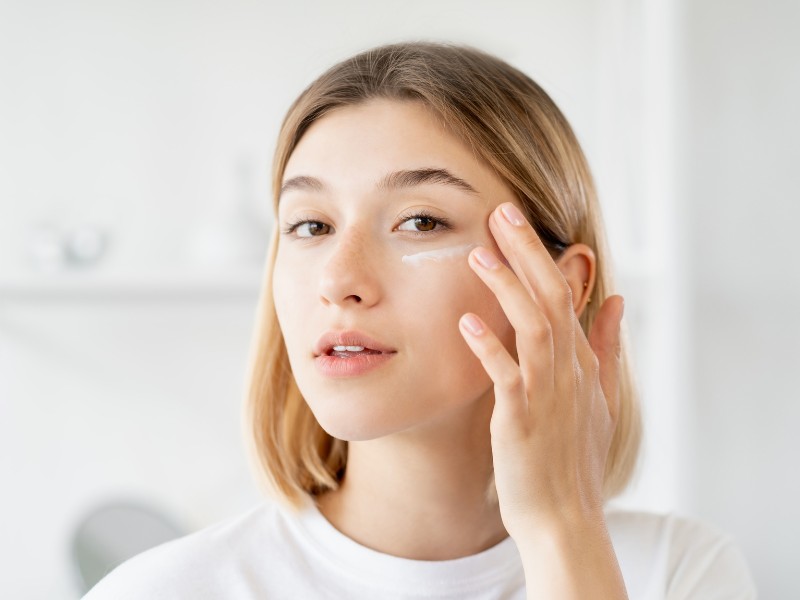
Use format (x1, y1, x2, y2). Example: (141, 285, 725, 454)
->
(272, 97, 627, 598)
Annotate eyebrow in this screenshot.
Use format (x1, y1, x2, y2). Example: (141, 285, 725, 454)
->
(279, 167, 480, 201)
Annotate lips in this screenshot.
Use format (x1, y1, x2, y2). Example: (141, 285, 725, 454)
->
(314, 330, 397, 357)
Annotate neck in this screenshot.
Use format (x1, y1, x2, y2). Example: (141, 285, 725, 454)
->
(315, 390, 509, 560)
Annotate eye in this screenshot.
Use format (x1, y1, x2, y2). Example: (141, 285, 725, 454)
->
(280, 219, 331, 238)
(281, 211, 452, 239)
(396, 210, 453, 236)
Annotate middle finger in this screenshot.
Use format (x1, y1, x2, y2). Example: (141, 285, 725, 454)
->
(468, 244, 556, 401)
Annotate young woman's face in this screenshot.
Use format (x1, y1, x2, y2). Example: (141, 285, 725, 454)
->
(272, 98, 524, 441)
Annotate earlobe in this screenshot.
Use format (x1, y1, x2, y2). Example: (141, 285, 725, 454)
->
(555, 243, 596, 315)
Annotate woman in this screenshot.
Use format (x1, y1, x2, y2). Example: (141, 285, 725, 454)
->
(86, 42, 757, 599)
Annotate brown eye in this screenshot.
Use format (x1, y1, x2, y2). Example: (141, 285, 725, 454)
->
(300, 222, 330, 237)
(413, 216, 436, 232)
(396, 212, 452, 235)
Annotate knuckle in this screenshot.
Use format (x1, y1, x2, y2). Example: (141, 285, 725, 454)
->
(486, 340, 507, 360)
(499, 370, 524, 393)
(544, 280, 573, 310)
(521, 235, 544, 253)
(525, 318, 552, 343)
(557, 280, 573, 306)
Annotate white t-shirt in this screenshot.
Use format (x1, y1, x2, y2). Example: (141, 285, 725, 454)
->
(83, 496, 758, 599)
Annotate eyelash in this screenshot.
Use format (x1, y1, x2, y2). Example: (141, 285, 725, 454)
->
(280, 210, 454, 239)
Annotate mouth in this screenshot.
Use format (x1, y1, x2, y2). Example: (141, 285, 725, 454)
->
(326, 347, 386, 358)
(314, 329, 397, 357)
(315, 348, 397, 377)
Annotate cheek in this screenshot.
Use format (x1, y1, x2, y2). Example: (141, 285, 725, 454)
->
(419, 257, 510, 324)
(403, 259, 513, 371)
(271, 260, 308, 356)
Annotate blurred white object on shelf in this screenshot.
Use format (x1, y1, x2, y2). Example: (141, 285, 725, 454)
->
(26, 221, 110, 272)
(65, 224, 109, 267)
(26, 221, 68, 272)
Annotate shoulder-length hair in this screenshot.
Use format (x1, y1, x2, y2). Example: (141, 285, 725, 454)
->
(243, 41, 642, 512)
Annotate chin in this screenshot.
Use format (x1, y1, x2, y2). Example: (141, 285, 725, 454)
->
(312, 410, 399, 442)
(292, 373, 405, 440)
(305, 397, 412, 442)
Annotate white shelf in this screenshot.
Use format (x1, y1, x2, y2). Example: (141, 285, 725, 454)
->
(0, 267, 264, 301)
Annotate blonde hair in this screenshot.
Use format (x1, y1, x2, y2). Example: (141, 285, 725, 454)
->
(243, 41, 642, 512)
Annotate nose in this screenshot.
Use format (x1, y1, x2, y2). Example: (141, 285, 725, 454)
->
(318, 227, 381, 307)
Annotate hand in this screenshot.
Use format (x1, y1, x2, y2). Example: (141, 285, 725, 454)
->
(458, 202, 625, 538)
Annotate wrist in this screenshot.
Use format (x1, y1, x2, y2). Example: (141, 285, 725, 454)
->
(511, 508, 610, 556)
(505, 493, 606, 531)
(513, 512, 627, 600)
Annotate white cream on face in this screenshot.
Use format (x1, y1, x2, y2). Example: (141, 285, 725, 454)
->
(401, 242, 481, 266)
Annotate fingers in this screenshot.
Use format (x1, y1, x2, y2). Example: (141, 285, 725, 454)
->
(467, 244, 556, 405)
(486, 211, 537, 300)
(587, 295, 625, 424)
(487, 204, 577, 367)
(458, 313, 529, 430)
(491, 203, 574, 314)
(465, 202, 624, 426)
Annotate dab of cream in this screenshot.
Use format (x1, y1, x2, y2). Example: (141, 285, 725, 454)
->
(401, 242, 480, 266)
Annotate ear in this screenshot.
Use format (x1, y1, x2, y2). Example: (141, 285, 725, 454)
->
(554, 243, 596, 317)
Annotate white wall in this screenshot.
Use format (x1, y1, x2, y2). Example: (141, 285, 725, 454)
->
(1, 0, 780, 597)
(678, 1, 800, 597)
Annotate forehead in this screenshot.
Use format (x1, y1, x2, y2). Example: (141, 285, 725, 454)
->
(281, 98, 503, 200)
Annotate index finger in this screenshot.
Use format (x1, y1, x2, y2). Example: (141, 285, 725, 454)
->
(490, 202, 575, 322)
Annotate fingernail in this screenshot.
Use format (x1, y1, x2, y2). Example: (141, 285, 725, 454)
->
(473, 247, 500, 270)
(462, 314, 484, 335)
(500, 203, 525, 227)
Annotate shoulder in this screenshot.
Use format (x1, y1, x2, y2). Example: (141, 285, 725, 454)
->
(604, 506, 758, 598)
(82, 501, 280, 600)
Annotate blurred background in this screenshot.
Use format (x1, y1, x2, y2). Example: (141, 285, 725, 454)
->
(1, 0, 797, 597)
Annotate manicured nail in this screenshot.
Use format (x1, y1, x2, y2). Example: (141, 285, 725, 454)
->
(462, 314, 484, 335)
(473, 247, 500, 270)
(500, 203, 525, 226)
